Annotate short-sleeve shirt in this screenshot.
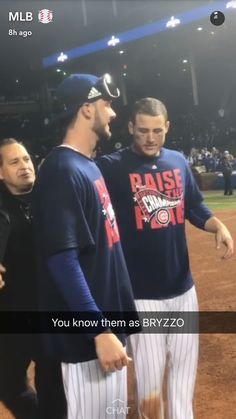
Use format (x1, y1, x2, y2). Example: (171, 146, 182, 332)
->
(33, 146, 137, 362)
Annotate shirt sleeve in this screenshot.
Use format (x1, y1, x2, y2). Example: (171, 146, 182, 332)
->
(47, 248, 100, 312)
(186, 202, 213, 230)
(47, 248, 108, 337)
(33, 166, 95, 257)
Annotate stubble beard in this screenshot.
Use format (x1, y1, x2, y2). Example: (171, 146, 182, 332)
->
(92, 111, 111, 141)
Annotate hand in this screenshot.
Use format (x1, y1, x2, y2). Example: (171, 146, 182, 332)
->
(215, 224, 234, 259)
(95, 332, 132, 373)
(0, 264, 6, 290)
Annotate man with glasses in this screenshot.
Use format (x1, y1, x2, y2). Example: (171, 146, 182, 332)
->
(33, 73, 139, 419)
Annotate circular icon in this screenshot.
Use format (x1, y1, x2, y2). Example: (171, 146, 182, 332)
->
(210, 11, 225, 26)
(114, 142, 122, 150)
(156, 209, 170, 225)
(38, 9, 53, 24)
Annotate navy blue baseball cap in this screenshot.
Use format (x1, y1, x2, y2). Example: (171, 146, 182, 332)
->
(55, 73, 120, 116)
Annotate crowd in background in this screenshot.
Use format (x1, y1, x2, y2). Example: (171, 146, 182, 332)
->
(186, 147, 236, 173)
(0, 108, 236, 174)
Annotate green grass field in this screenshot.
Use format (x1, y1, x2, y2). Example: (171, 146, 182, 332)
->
(203, 191, 236, 211)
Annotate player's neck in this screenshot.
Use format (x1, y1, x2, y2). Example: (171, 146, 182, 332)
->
(63, 128, 97, 158)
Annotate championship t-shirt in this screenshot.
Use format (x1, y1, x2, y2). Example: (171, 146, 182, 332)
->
(97, 147, 211, 300)
(33, 146, 137, 362)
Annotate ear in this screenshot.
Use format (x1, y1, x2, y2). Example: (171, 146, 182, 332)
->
(81, 103, 93, 119)
(128, 121, 134, 135)
(165, 120, 170, 134)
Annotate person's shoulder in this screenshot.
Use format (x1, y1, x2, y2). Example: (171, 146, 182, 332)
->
(39, 146, 81, 176)
(99, 147, 129, 163)
(163, 148, 187, 162)
(36, 148, 74, 191)
(97, 147, 129, 169)
(40, 146, 72, 164)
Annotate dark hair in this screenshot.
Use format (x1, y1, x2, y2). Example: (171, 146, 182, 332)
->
(130, 97, 168, 123)
(51, 107, 80, 140)
(61, 109, 79, 132)
(0, 138, 21, 166)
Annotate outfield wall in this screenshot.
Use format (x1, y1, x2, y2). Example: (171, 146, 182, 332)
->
(194, 172, 236, 191)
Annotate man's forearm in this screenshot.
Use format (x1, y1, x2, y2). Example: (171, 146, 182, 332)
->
(204, 216, 226, 233)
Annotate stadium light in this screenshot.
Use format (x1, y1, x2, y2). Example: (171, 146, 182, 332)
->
(166, 16, 181, 28)
(43, 1, 227, 68)
(226, 1, 236, 8)
(107, 35, 120, 47)
(57, 52, 68, 62)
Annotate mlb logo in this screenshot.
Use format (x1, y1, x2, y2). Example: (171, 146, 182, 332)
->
(38, 9, 53, 24)
(8, 11, 33, 21)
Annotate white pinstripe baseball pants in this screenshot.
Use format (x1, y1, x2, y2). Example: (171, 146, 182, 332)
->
(127, 285, 199, 419)
(61, 358, 128, 419)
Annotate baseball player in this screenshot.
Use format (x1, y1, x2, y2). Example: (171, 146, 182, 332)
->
(32, 74, 140, 419)
(97, 97, 234, 419)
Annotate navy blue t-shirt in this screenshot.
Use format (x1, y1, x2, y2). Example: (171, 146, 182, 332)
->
(97, 147, 212, 300)
(33, 146, 137, 362)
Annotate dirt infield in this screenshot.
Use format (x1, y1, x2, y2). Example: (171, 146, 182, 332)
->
(190, 210, 236, 419)
(1, 209, 236, 419)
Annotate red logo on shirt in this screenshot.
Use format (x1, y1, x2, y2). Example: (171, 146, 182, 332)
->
(129, 169, 185, 230)
(95, 178, 120, 248)
(134, 187, 182, 225)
